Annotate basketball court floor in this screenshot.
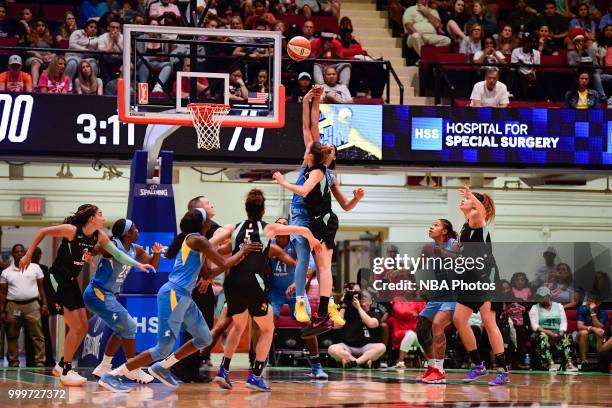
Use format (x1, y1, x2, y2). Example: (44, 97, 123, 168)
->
(1, 360, 610, 407)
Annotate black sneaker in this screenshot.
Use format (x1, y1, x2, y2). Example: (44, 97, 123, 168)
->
(301, 314, 333, 339)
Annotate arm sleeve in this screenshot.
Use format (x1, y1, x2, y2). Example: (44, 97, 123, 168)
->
(33, 264, 43, 280)
(559, 303, 567, 333)
(0, 270, 6, 284)
(529, 304, 539, 332)
(102, 241, 142, 268)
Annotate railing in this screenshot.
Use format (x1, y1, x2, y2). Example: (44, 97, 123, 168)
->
(0, 45, 405, 104)
(433, 60, 610, 105)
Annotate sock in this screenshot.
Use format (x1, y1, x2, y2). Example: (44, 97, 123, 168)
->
(427, 358, 435, 368)
(435, 359, 445, 372)
(110, 364, 129, 376)
(222, 356, 231, 371)
(318, 296, 330, 317)
(161, 354, 179, 369)
(58, 357, 65, 367)
(495, 353, 507, 371)
(62, 361, 72, 376)
(102, 354, 113, 366)
(309, 355, 321, 366)
(468, 350, 481, 366)
(252, 360, 265, 377)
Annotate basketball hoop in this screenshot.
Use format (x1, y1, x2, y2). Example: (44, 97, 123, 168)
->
(187, 103, 231, 150)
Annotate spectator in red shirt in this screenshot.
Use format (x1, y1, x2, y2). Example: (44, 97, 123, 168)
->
(38, 55, 71, 94)
(0, 55, 33, 93)
(337, 28, 369, 60)
(245, 0, 277, 30)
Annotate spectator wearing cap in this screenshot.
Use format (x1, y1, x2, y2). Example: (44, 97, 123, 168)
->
(65, 19, 99, 81)
(510, 32, 541, 100)
(569, 3, 597, 48)
(403, 0, 451, 57)
(576, 292, 608, 369)
(149, 0, 181, 20)
(320, 66, 353, 103)
(470, 67, 509, 107)
(291, 72, 313, 102)
(567, 28, 611, 100)
(528, 286, 578, 371)
(564, 71, 599, 108)
(534, 246, 559, 289)
(0, 244, 48, 367)
(0, 55, 33, 92)
(538, 1, 568, 47)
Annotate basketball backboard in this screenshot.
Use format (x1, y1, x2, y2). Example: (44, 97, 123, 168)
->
(118, 24, 285, 128)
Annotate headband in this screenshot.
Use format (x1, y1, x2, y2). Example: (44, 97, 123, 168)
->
(122, 219, 134, 236)
(195, 208, 208, 225)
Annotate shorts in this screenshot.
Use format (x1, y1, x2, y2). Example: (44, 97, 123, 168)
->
(224, 272, 270, 317)
(309, 212, 339, 249)
(270, 291, 311, 317)
(420, 301, 455, 319)
(50, 268, 85, 311)
(457, 300, 486, 313)
(157, 283, 209, 341)
(289, 206, 309, 246)
(83, 285, 134, 338)
(332, 342, 383, 357)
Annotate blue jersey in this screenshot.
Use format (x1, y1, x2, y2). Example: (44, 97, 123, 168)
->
(429, 238, 458, 301)
(91, 237, 136, 293)
(290, 164, 335, 215)
(169, 233, 205, 295)
(269, 239, 297, 296)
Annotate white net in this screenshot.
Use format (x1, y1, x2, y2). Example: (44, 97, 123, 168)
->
(187, 103, 231, 150)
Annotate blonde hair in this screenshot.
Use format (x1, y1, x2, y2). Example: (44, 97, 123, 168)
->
(47, 55, 66, 80)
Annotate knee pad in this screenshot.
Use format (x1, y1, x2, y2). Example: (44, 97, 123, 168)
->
(148, 336, 175, 361)
(115, 317, 137, 340)
(400, 330, 418, 352)
(416, 317, 433, 349)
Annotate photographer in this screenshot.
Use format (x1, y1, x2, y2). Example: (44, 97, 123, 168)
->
(327, 290, 386, 368)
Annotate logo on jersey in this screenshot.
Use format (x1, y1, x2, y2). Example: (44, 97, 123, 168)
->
(164, 330, 171, 337)
(411, 117, 443, 151)
(112, 313, 118, 320)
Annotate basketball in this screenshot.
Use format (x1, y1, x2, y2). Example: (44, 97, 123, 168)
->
(287, 36, 311, 61)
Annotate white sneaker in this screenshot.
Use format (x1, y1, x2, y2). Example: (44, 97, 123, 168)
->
(93, 362, 113, 378)
(52, 362, 62, 377)
(125, 368, 155, 384)
(60, 370, 87, 386)
(152, 84, 163, 93)
(394, 361, 406, 369)
(565, 363, 579, 373)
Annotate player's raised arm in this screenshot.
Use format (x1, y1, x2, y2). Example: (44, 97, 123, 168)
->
(330, 178, 364, 212)
(302, 88, 315, 153)
(310, 85, 323, 144)
(273, 169, 324, 197)
(20, 224, 77, 271)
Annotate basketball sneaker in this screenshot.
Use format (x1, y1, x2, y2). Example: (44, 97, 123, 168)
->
(422, 368, 446, 384)
(92, 361, 113, 378)
(245, 371, 272, 392)
(98, 373, 131, 393)
(309, 363, 329, 380)
(301, 314, 333, 339)
(149, 362, 179, 389)
(60, 370, 87, 386)
(294, 296, 310, 323)
(416, 365, 435, 381)
(328, 300, 345, 326)
(394, 361, 406, 369)
(488, 370, 509, 386)
(463, 362, 488, 382)
(126, 368, 155, 384)
(52, 362, 62, 377)
(213, 366, 232, 389)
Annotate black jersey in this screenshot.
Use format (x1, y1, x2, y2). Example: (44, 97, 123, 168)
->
(304, 164, 332, 217)
(229, 220, 271, 274)
(51, 225, 99, 278)
(459, 222, 494, 282)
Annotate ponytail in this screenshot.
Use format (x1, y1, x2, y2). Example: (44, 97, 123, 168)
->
(245, 188, 265, 221)
(63, 204, 99, 226)
(309, 142, 333, 166)
(165, 210, 205, 259)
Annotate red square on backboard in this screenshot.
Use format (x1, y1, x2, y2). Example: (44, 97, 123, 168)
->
(138, 83, 149, 105)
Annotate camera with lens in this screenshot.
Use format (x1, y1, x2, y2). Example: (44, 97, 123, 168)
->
(342, 283, 362, 307)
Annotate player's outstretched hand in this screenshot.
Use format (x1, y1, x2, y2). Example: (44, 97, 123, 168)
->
(18, 255, 31, 272)
(285, 283, 296, 297)
(272, 171, 285, 184)
(353, 188, 365, 200)
(152, 242, 164, 254)
(312, 84, 324, 97)
(307, 236, 322, 253)
(137, 263, 156, 273)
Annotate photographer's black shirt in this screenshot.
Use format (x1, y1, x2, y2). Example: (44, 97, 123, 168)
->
(341, 306, 383, 348)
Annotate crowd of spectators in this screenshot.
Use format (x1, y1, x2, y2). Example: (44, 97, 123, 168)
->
(0, 0, 381, 103)
(399, 0, 612, 106)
